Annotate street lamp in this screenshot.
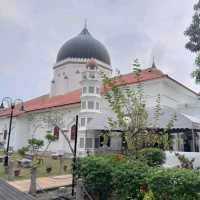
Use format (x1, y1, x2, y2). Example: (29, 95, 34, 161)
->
(0, 97, 24, 166)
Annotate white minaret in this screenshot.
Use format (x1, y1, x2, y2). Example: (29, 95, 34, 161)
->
(78, 59, 102, 156)
(79, 59, 102, 128)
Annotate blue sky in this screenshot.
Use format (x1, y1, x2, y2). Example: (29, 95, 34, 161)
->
(0, 0, 198, 101)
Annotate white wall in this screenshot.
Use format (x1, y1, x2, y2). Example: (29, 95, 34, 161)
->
(164, 151, 200, 168)
(51, 58, 112, 96)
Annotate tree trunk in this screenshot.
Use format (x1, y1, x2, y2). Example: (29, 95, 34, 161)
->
(59, 157, 64, 174)
(6, 160, 14, 181)
(29, 167, 37, 195)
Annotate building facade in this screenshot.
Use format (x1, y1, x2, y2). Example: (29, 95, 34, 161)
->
(0, 26, 200, 157)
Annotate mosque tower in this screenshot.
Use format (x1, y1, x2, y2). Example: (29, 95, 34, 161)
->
(50, 25, 112, 96)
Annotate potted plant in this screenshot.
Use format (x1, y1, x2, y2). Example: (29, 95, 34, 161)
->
(46, 164, 52, 173)
(0, 156, 4, 163)
(14, 168, 21, 177)
(63, 165, 68, 172)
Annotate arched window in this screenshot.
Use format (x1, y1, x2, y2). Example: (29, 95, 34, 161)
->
(3, 130, 7, 140)
(71, 125, 76, 140)
(53, 126, 59, 140)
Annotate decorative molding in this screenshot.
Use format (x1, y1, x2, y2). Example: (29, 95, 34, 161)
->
(53, 57, 112, 71)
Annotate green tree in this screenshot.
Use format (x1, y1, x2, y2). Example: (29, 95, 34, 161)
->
(185, 0, 200, 53)
(18, 134, 56, 195)
(185, 0, 200, 83)
(103, 60, 176, 154)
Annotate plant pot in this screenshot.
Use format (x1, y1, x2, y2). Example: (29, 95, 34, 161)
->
(0, 156, 4, 163)
(63, 165, 68, 172)
(14, 169, 21, 177)
(46, 167, 52, 173)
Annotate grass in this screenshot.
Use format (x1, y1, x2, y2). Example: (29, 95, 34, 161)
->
(0, 151, 72, 181)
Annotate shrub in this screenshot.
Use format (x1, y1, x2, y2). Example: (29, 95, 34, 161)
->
(76, 155, 200, 200)
(18, 146, 29, 156)
(147, 168, 200, 200)
(76, 156, 113, 200)
(76, 155, 148, 200)
(137, 148, 166, 167)
(175, 153, 195, 169)
(112, 160, 149, 200)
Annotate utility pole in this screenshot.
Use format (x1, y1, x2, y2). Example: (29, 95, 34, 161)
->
(72, 115, 78, 196)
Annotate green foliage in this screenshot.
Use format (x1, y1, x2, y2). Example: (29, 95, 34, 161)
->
(103, 60, 176, 153)
(45, 133, 57, 142)
(185, 1, 200, 83)
(77, 155, 200, 200)
(137, 148, 166, 167)
(103, 60, 150, 153)
(185, 0, 200, 52)
(175, 153, 195, 169)
(143, 191, 155, 200)
(76, 156, 114, 200)
(17, 146, 29, 157)
(28, 138, 44, 152)
(76, 155, 148, 200)
(191, 54, 200, 83)
(148, 168, 200, 200)
(112, 161, 149, 200)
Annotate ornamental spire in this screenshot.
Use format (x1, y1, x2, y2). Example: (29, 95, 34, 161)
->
(152, 56, 156, 68)
(84, 19, 87, 29)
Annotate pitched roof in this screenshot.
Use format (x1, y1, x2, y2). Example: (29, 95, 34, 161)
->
(0, 67, 169, 118)
(0, 89, 81, 117)
(0, 179, 36, 200)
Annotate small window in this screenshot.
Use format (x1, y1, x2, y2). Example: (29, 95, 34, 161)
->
(53, 126, 59, 140)
(80, 117, 86, 127)
(71, 125, 76, 140)
(87, 117, 92, 124)
(89, 72, 95, 79)
(86, 138, 93, 148)
(96, 102, 100, 110)
(80, 138, 84, 148)
(89, 66, 95, 70)
(82, 87, 87, 94)
(3, 130, 7, 140)
(89, 86, 95, 94)
(81, 101, 86, 109)
(94, 138, 100, 148)
(96, 87, 100, 94)
(82, 73, 87, 80)
(88, 101, 94, 109)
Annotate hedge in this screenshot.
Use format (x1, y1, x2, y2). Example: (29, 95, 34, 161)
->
(148, 168, 200, 200)
(137, 148, 166, 167)
(76, 155, 200, 200)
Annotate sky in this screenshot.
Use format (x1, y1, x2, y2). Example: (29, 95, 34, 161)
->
(0, 0, 199, 101)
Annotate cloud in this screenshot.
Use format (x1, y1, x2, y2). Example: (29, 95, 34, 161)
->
(0, 0, 199, 100)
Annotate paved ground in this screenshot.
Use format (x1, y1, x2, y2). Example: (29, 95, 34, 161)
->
(7, 174, 72, 192)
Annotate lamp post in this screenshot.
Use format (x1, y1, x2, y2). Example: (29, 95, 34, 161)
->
(72, 115, 78, 196)
(0, 97, 24, 166)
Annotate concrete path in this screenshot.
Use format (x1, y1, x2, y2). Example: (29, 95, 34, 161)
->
(7, 174, 72, 192)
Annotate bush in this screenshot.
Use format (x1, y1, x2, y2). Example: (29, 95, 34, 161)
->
(76, 155, 148, 200)
(76, 156, 114, 200)
(18, 146, 29, 156)
(76, 155, 200, 200)
(138, 148, 166, 167)
(148, 168, 200, 200)
(112, 160, 149, 200)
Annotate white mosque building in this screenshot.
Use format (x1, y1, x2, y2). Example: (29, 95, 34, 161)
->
(1, 25, 200, 159)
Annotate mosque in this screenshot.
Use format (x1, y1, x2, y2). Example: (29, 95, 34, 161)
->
(0, 25, 200, 156)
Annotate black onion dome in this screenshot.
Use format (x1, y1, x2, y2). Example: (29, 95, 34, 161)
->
(56, 27, 111, 65)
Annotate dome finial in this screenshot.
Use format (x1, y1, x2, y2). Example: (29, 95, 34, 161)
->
(152, 56, 156, 68)
(84, 19, 87, 29)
